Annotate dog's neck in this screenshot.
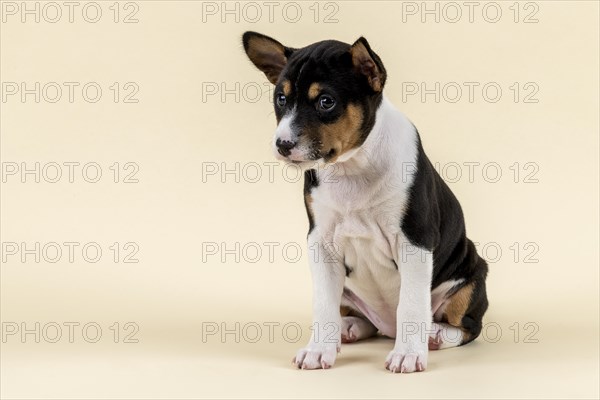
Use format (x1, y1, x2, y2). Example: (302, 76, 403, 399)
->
(320, 96, 419, 183)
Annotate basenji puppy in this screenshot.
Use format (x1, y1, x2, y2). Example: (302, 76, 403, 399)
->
(242, 32, 489, 373)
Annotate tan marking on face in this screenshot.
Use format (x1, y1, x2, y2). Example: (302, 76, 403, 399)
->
(319, 103, 364, 162)
(443, 282, 474, 332)
(308, 83, 321, 101)
(282, 80, 292, 96)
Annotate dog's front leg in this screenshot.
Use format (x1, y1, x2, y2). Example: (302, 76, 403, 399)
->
(385, 242, 433, 373)
(293, 236, 345, 370)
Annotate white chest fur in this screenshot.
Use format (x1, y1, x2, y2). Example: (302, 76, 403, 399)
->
(308, 97, 420, 335)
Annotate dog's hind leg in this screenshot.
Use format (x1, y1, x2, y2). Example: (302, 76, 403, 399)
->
(430, 270, 489, 350)
(340, 306, 378, 343)
(428, 322, 464, 349)
(341, 316, 378, 343)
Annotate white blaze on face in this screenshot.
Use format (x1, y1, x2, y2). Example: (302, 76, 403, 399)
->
(274, 111, 295, 143)
(272, 107, 309, 162)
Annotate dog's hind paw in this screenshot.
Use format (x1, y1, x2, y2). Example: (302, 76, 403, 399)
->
(384, 349, 427, 373)
(341, 316, 377, 343)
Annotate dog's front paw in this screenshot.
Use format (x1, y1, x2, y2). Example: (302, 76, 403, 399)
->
(384, 349, 428, 373)
(293, 343, 339, 370)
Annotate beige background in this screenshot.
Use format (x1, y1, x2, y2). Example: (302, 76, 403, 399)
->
(1, 1, 598, 399)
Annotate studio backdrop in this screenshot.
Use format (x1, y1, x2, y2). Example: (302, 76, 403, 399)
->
(1, 1, 598, 399)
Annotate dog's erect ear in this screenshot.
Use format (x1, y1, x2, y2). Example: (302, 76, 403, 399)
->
(350, 37, 386, 92)
(242, 31, 293, 85)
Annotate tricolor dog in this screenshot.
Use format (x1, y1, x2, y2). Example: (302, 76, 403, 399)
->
(242, 32, 489, 373)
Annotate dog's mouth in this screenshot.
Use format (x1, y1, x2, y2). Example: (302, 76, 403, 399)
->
(282, 148, 337, 166)
(289, 149, 335, 161)
(273, 138, 339, 167)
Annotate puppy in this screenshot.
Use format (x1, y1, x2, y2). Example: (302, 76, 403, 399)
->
(242, 32, 489, 373)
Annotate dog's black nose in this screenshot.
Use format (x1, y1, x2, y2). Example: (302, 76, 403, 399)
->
(276, 138, 296, 157)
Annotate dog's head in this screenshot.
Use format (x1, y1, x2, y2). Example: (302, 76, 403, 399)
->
(242, 32, 386, 167)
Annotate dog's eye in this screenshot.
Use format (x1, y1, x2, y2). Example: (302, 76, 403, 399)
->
(276, 94, 287, 107)
(318, 95, 336, 111)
